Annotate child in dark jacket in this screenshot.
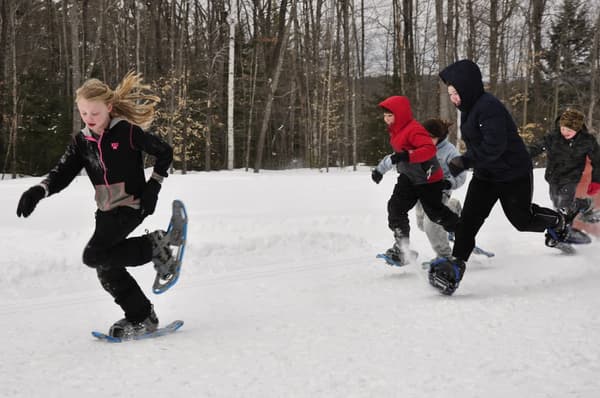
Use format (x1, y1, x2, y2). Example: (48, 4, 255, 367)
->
(371, 96, 459, 265)
(432, 59, 569, 295)
(16, 72, 175, 339)
(528, 108, 600, 226)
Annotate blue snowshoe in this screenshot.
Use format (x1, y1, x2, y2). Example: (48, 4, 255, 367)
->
(448, 232, 495, 258)
(149, 200, 188, 294)
(376, 248, 418, 267)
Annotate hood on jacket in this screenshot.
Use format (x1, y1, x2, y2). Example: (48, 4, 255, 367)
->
(439, 59, 484, 112)
(378, 96, 413, 131)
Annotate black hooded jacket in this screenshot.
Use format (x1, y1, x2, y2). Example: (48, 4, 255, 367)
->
(439, 60, 532, 181)
(528, 119, 600, 186)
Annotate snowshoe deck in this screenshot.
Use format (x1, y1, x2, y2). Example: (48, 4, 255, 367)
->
(153, 200, 188, 294)
(448, 232, 495, 258)
(565, 227, 592, 244)
(553, 242, 576, 255)
(92, 320, 184, 343)
(471, 245, 495, 257)
(376, 250, 418, 267)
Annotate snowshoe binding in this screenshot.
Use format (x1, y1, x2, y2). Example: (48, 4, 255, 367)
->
(107, 306, 159, 340)
(428, 257, 465, 295)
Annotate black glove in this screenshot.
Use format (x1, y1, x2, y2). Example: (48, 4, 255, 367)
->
(390, 151, 409, 164)
(141, 178, 161, 216)
(371, 169, 383, 184)
(442, 179, 453, 190)
(448, 156, 466, 177)
(17, 185, 46, 218)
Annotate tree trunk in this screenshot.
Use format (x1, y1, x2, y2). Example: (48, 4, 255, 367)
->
(227, 16, 236, 170)
(342, 0, 350, 168)
(254, 8, 291, 173)
(70, 0, 82, 134)
(83, 0, 104, 78)
(531, 0, 546, 121)
(465, 0, 476, 60)
(244, 50, 258, 171)
(6, 0, 18, 178)
(435, 0, 449, 120)
(587, 9, 600, 130)
(489, 0, 499, 93)
(324, 0, 334, 172)
(402, 0, 415, 95)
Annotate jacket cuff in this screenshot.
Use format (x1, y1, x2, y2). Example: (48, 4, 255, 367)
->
(151, 172, 165, 184)
(38, 183, 49, 197)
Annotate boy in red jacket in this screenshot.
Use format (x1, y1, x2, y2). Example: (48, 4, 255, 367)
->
(372, 96, 459, 265)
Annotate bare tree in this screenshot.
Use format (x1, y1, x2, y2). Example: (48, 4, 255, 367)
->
(254, 1, 291, 173)
(4, 0, 18, 177)
(70, 0, 81, 134)
(436, 0, 450, 120)
(588, 9, 600, 131)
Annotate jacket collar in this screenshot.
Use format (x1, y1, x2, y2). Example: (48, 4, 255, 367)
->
(81, 118, 125, 137)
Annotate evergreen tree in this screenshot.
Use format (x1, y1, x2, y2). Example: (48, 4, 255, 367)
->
(544, 0, 592, 108)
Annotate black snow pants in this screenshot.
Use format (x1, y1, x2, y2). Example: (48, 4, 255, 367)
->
(452, 172, 560, 262)
(388, 174, 459, 237)
(548, 182, 580, 211)
(82, 206, 154, 323)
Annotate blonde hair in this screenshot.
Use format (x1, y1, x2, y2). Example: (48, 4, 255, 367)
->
(75, 71, 160, 130)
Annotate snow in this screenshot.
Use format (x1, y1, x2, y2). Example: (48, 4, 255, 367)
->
(1, 168, 599, 397)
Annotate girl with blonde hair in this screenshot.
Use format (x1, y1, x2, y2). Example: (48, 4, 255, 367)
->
(17, 72, 175, 339)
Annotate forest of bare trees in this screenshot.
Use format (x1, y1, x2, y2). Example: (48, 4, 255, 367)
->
(1, 0, 599, 177)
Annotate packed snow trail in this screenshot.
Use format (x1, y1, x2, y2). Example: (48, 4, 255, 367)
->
(1, 169, 599, 397)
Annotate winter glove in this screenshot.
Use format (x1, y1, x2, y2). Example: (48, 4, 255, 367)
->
(587, 182, 600, 196)
(390, 151, 409, 164)
(141, 178, 161, 216)
(371, 169, 383, 184)
(448, 156, 466, 177)
(16, 185, 46, 218)
(442, 179, 453, 190)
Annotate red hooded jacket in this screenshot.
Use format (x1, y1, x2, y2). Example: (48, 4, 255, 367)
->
(379, 96, 443, 183)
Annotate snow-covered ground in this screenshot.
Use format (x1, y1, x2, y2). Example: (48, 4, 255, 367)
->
(1, 168, 599, 397)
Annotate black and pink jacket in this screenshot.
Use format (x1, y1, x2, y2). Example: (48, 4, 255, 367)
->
(41, 118, 173, 211)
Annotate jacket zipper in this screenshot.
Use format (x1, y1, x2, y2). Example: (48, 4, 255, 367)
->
(85, 131, 112, 209)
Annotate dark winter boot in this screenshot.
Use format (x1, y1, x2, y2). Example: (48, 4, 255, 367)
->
(545, 209, 570, 247)
(108, 305, 159, 339)
(384, 228, 414, 266)
(428, 256, 465, 295)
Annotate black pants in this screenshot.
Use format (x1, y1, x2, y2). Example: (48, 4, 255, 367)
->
(549, 182, 578, 211)
(388, 174, 459, 237)
(453, 172, 559, 261)
(82, 206, 153, 323)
